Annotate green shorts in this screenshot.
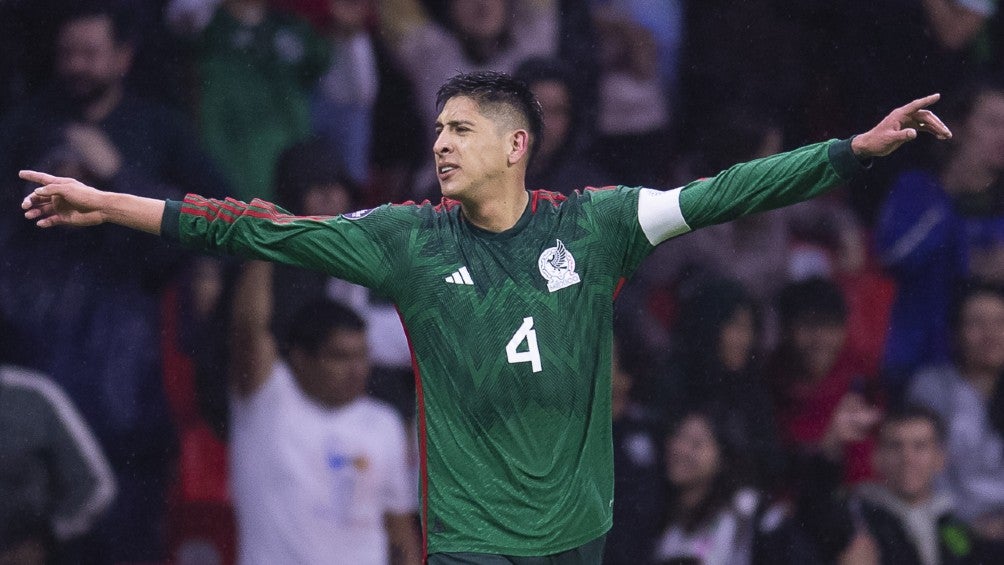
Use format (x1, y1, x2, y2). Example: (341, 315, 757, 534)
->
(426, 535, 606, 565)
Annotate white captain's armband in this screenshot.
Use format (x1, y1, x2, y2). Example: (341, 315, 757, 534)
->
(637, 187, 691, 245)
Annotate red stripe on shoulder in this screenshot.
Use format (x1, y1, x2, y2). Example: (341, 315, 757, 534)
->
(583, 185, 619, 192)
(530, 189, 567, 213)
(432, 198, 462, 213)
(388, 197, 460, 214)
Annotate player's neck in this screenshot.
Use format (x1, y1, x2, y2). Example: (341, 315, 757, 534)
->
(461, 188, 529, 233)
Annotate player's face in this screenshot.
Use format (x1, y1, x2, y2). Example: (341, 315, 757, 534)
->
(433, 96, 512, 201)
(56, 16, 131, 105)
(293, 328, 370, 407)
(874, 420, 944, 504)
(666, 415, 721, 489)
(957, 293, 1004, 375)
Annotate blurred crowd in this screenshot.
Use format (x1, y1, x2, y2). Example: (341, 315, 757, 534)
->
(1, 0, 1003, 564)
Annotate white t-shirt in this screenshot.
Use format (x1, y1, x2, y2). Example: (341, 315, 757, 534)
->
(230, 361, 416, 565)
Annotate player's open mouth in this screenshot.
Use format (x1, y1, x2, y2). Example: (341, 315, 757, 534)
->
(438, 165, 459, 179)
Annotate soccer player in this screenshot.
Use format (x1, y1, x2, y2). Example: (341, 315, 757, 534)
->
(19, 72, 950, 564)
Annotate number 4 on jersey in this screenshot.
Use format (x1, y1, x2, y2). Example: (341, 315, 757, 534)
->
(506, 317, 542, 373)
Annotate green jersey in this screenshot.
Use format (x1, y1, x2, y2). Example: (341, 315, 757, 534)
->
(162, 138, 863, 557)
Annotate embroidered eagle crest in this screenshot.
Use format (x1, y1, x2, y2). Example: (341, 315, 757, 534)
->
(538, 239, 581, 292)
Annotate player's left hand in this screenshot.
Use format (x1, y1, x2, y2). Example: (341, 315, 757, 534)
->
(851, 93, 952, 158)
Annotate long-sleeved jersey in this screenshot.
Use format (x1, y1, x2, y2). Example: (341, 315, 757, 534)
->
(162, 139, 862, 556)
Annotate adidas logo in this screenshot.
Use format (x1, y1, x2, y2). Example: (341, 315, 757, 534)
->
(445, 266, 474, 285)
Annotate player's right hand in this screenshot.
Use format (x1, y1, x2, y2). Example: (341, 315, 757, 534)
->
(20, 170, 107, 228)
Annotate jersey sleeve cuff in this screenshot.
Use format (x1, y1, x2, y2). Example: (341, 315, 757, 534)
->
(161, 199, 182, 242)
(828, 137, 870, 180)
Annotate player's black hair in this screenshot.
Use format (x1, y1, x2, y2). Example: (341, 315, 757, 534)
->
(777, 276, 848, 328)
(61, 1, 134, 46)
(284, 298, 365, 356)
(273, 136, 360, 214)
(880, 404, 947, 444)
(436, 71, 544, 165)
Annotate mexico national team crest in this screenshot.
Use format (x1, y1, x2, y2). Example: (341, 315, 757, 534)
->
(538, 239, 581, 292)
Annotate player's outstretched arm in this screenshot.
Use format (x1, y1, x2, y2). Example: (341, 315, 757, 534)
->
(20, 170, 165, 234)
(641, 93, 954, 242)
(850, 93, 952, 158)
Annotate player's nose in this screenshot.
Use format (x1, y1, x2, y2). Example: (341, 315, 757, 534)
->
(433, 132, 453, 155)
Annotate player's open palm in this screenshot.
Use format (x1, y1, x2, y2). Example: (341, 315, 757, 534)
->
(19, 170, 107, 228)
(851, 93, 952, 158)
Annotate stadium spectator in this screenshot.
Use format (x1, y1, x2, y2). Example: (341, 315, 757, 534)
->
(310, 0, 424, 195)
(0, 4, 229, 560)
(286, 138, 417, 419)
(907, 282, 1004, 552)
(642, 277, 787, 490)
(861, 406, 977, 564)
(589, 0, 682, 102)
(167, 0, 330, 201)
(605, 340, 665, 565)
(0, 362, 117, 565)
(767, 277, 883, 484)
(588, 0, 678, 187)
(228, 260, 420, 564)
(650, 406, 820, 564)
(806, 0, 997, 221)
(514, 57, 612, 195)
(825, 0, 996, 131)
(617, 109, 866, 359)
(193, 137, 417, 434)
(797, 405, 991, 564)
(876, 78, 1004, 394)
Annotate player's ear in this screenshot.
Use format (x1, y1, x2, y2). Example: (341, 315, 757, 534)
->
(508, 129, 529, 166)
